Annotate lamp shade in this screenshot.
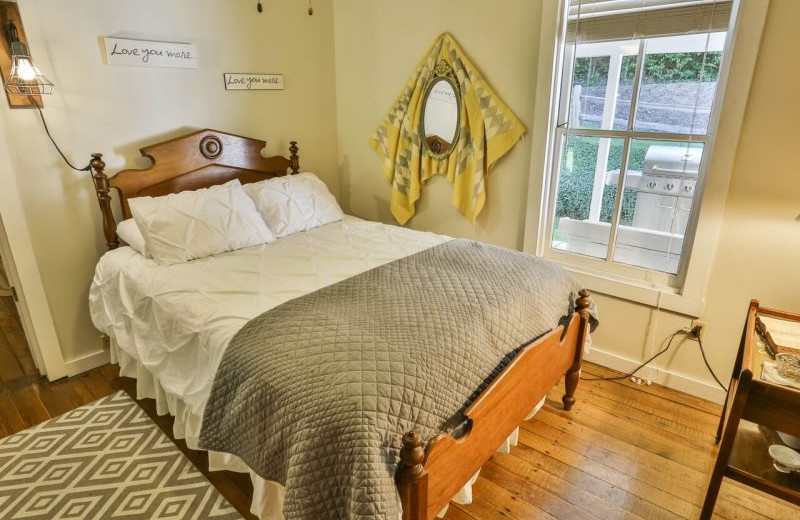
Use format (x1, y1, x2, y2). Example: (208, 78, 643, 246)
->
(4, 39, 53, 96)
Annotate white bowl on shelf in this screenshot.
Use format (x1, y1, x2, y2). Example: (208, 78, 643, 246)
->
(778, 431, 800, 450)
(768, 444, 800, 473)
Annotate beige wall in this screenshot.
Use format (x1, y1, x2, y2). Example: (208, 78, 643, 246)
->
(4, 0, 798, 392)
(700, 0, 800, 374)
(584, 0, 800, 396)
(0, 0, 338, 362)
(334, 0, 800, 397)
(333, 0, 543, 248)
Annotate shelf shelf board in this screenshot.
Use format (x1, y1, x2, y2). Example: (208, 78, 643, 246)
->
(725, 421, 800, 505)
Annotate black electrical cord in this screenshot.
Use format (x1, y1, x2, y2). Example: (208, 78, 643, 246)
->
(582, 326, 729, 392)
(697, 335, 728, 391)
(30, 97, 91, 172)
(581, 330, 683, 382)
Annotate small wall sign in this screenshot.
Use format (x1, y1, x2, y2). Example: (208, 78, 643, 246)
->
(103, 37, 198, 69)
(224, 73, 284, 90)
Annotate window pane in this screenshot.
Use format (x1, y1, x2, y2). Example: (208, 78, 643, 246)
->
(634, 33, 726, 135)
(611, 139, 704, 274)
(599, 138, 637, 225)
(552, 135, 625, 260)
(571, 41, 638, 130)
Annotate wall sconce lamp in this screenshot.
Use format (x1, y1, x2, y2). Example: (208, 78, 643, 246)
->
(0, 2, 90, 172)
(3, 20, 53, 97)
(0, 2, 52, 107)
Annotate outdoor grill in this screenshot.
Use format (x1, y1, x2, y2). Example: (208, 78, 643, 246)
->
(606, 145, 701, 236)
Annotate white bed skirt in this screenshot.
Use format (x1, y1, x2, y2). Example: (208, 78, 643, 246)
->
(111, 342, 546, 519)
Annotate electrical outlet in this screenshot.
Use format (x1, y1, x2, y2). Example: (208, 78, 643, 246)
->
(690, 320, 707, 341)
(100, 334, 110, 350)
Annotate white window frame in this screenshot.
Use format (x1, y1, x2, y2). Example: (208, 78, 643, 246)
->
(523, 0, 769, 317)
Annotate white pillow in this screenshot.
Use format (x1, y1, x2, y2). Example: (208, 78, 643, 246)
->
(243, 172, 343, 238)
(116, 218, 148, 258)
(129, 179, 275, 266)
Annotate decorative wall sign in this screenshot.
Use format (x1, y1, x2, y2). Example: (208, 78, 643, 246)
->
(224, 73, 284, 90)
(103, 37, 198, 69)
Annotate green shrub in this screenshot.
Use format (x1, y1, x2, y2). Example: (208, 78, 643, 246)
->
(555, 137, 638, 226)
(573, 52, 722, 87)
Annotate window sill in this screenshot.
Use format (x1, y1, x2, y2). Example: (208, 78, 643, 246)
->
(559, 263, 705, 317)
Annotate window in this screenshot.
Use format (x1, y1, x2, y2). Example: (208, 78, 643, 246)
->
(543, 0, 734, 289)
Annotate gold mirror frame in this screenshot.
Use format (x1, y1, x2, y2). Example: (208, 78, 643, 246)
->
(420, 60, 461, 161)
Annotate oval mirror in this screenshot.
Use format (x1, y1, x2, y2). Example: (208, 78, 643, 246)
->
(421, 71, 460, 160)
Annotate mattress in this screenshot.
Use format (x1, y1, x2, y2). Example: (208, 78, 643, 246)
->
(89, 216, 544, 519)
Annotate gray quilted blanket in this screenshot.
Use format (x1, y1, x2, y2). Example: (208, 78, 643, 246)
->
(200, 239, 593, 520)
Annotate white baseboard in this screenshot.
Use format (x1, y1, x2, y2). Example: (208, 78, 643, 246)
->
(62, 343, 726, 402)
(65, 348, 111, 377)
(584, 345, 727, 404)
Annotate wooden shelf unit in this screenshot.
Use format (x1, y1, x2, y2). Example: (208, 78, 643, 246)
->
(701, 300, 800, 519)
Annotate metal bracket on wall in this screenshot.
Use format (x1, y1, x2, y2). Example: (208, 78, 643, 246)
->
(0, 1, 42, 108)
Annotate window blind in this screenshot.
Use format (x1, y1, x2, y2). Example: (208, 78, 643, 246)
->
(567, 0, 732, 43)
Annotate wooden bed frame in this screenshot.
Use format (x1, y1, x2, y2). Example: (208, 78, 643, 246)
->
(89, 128, 299, 250)
(89, 128, 592, 520)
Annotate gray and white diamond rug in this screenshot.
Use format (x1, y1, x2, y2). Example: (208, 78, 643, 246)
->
(0, 391, 242, 519)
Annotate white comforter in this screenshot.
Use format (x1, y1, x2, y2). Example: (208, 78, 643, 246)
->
(89, 216, 540, 519)
(90, 216, 451, 416)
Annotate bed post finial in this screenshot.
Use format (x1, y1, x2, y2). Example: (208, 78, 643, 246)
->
(397, 431, 428, 520)
(576, 289, 591, 317)
(289, 141, 299, 174)
(90, 153, 119, 251)
(563, 289, 592, 411)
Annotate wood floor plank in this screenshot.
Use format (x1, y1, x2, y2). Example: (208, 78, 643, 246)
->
(514, 431, 686, 519)
(443, 505, 479, 520)
(36, 379, 83, 417)
(581, 363, 723, 415)
(0, 300, 37, 376)
(522, 418, 703, 515)
(479, 460, 602, 520)
(62, 377, 99, 407)
(11, 387, 50, 427)
(544, 387, 716, 472)
(529, 407, 709, 488)
(580, 374, 719, 431)
(0, 393, 26, 435)
(468, 477, 558, 520)
(525, 407, 792, 520)
(491, 451, 647, 520)
(1, 360, 797, 520)
(79, 370, 117, 399)
(561, 384, 717, 451)
(450, 496, 518, 520)
(0, 332, 24, 383)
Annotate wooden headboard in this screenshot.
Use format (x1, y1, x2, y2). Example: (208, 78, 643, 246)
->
(90, 129, 299, 250)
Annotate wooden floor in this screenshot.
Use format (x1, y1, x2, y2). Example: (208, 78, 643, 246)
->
(1, 309, 798, 520)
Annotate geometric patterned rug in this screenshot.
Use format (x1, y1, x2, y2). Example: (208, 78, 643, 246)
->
(0, 391, 242, 519)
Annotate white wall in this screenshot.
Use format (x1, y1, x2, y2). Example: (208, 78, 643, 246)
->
(1, 0, 338, 363)
(698, 0, 800, 379)
(578, 0, 800, 401)
(333, 0, 543, 247)
(5, 0, 798, 395)
(333, 0, 800, 400)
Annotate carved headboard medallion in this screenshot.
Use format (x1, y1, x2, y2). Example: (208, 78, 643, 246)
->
(199, 135, 223, 159)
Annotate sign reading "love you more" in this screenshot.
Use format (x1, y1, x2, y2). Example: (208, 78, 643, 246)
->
(103, 37, 199, 69)
(224, 73, 284, 90)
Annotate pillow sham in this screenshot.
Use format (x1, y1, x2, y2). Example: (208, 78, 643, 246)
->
(116, 218, 148, 258)
(129, 179, 275, 266)
(243, 172, 343, 238)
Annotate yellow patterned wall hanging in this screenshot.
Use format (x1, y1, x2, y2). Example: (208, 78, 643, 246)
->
(369, 32, 526, 225)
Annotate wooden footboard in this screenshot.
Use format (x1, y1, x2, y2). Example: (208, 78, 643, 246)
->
(396, 290, 592, 520)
